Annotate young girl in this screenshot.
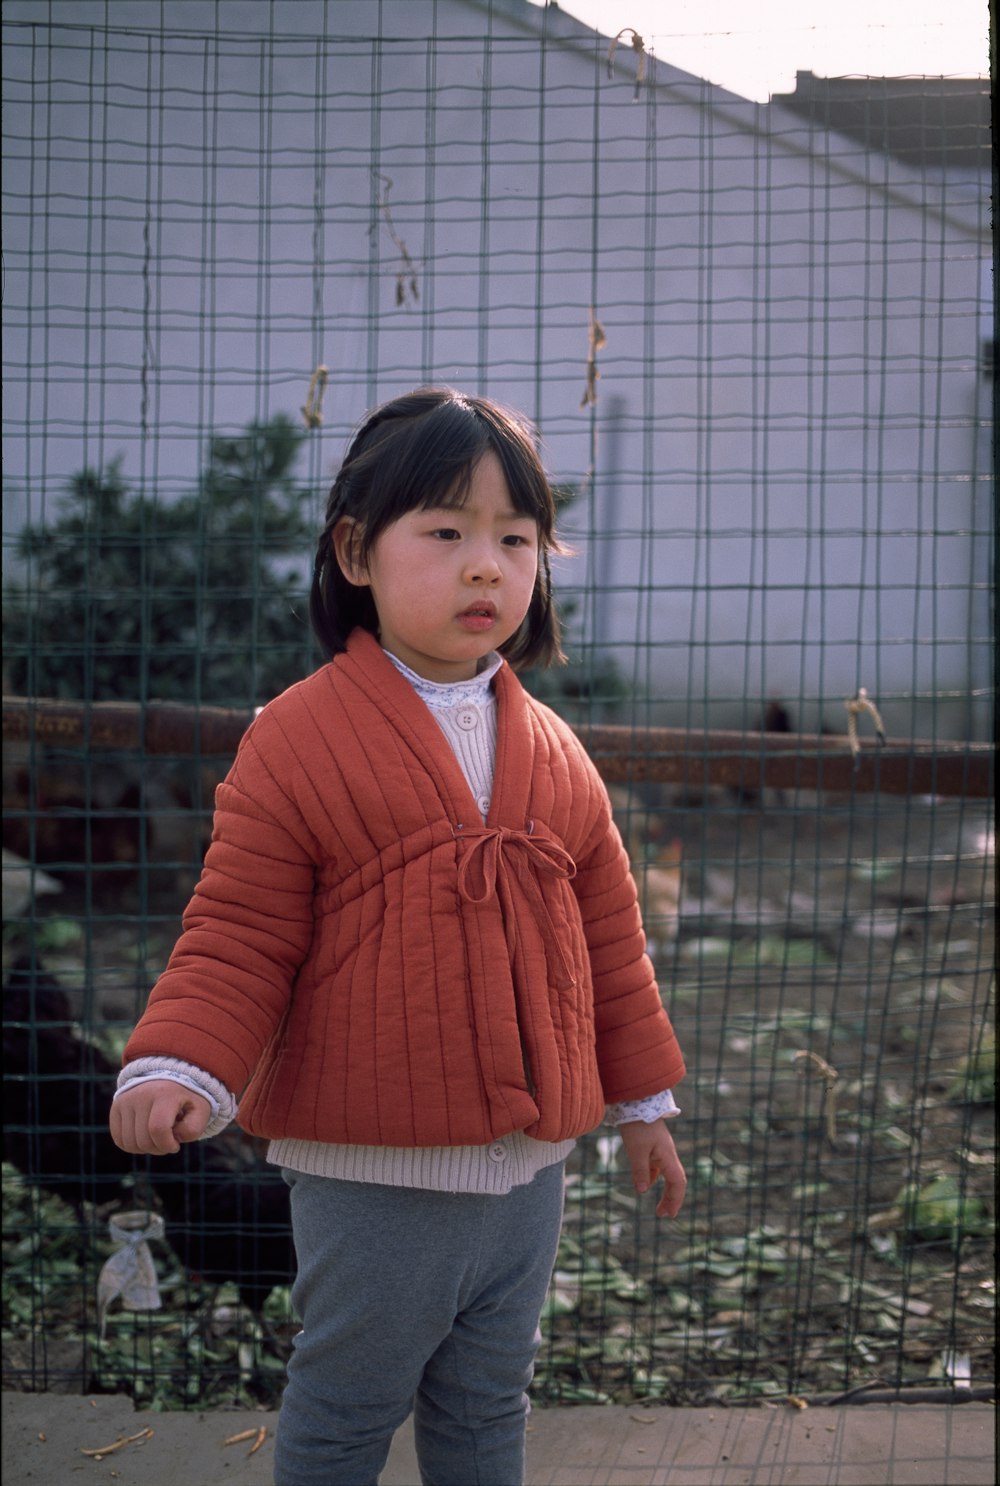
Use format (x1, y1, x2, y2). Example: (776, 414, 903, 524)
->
(110, 387, 686, 1486)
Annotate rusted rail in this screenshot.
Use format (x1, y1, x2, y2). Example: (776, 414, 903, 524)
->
(3, 696, 250, 758)
(579, 724, 993, 797)
(3, 695, 991, 798)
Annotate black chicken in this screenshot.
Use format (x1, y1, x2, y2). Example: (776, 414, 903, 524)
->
(3, 956, 295, 1316)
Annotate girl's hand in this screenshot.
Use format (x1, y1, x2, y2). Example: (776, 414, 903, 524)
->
(617, 1119, 687, 1218)
(110, 1080, 211, 1156)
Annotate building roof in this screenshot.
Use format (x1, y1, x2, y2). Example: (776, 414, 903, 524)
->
(770, 71, 990, 170)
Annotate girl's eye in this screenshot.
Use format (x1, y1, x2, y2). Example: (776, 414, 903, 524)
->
(501, 533, 533, 547)
(432, 528, 461, 541)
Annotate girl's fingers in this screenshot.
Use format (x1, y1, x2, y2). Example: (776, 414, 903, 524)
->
(110, 1098, 141, 1154)
(656, 1179, 685, 1219)
(172, 1098, 210, 1144)
(653, 1158, 687, 1218)
(146, 1097, 184, 1153)
(618, 1119, 686, 1216)
(109, 1099, 127, 1150)
(109, 1087, 192, 1154)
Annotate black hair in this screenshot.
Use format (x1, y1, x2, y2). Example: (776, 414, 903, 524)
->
(310, 386, 565, 670)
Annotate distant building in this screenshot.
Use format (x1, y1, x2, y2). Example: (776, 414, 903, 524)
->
(771, 71, 990, 170)
(2, 0, 991, 736)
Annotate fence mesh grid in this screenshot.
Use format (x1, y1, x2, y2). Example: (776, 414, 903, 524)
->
(2, 0, 994, 1409)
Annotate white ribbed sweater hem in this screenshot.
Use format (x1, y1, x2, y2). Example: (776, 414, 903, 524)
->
(268, 1132, 576, 1194)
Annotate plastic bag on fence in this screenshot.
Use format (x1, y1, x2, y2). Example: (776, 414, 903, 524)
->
(97, 1211, 165, 1338)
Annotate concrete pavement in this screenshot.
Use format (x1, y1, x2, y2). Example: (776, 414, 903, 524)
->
(3, 1391, 995, 1485)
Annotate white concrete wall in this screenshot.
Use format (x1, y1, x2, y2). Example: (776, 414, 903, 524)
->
(2, 0, 991, 737)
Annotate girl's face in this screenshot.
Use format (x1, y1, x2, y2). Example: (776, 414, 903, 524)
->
(333, 452, 540, 683)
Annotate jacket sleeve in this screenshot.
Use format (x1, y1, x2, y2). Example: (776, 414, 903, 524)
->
(570, 767, 686, 1103)
(122, 723, 321, 1094)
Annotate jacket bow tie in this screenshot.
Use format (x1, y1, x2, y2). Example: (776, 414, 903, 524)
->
(454, 823, 578, 989)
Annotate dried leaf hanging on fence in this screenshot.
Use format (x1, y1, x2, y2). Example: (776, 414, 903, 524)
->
(301, 365, 329, 429)
(607, 28, 647, 100)
(580, 309, 607, 407)
(373, 172, 419, 306)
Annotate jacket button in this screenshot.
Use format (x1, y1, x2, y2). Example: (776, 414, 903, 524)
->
(455, 708, 478, 731)
(488, 1141, 508, 1162)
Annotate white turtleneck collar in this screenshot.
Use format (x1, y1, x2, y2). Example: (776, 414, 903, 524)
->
(384, 650, 504, 711)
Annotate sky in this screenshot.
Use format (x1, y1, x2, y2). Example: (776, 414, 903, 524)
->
(527, 0, 990, 101)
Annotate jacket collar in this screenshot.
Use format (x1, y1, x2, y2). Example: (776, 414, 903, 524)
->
(338, 629, 533, 832)
(490, 660, 533, 832)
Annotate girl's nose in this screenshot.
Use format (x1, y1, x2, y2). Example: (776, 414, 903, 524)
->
(465, 549, 502, 584)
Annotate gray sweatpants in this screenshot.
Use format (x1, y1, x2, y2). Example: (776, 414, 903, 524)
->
(273, 1161, 565, 1486)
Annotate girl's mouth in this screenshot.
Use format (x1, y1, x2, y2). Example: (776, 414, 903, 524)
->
(457, 602, 497, 631)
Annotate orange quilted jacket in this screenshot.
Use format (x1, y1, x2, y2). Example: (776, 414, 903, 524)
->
(124, 629, 686, 1146)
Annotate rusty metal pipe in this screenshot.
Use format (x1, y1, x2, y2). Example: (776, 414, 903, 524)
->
(3, 695, 991, 798)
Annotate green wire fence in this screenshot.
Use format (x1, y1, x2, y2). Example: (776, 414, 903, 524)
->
(2, 0, 994, 1409)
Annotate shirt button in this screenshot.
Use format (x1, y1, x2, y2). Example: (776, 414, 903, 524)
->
(476, 793, 491, 816)
(455, 708, 478, 731)
(488, 1141, 508, 1163)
